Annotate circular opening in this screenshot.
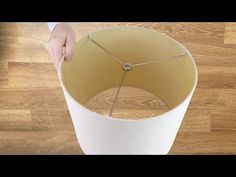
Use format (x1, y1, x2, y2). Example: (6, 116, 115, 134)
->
(85, 86, 169, 119)
(60, 27, 197, 120)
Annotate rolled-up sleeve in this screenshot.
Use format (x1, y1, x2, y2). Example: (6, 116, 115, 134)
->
(47, 22, 57, 32)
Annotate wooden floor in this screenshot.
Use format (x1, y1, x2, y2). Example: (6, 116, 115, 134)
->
(0, 22, 236, 154)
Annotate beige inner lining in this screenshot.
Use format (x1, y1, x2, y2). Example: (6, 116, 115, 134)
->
(61, 28, 196, 117)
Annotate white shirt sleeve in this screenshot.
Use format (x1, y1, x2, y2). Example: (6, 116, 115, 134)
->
(47, 22, 57, 32)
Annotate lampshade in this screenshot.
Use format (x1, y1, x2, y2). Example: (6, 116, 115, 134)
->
(58, 27, 198, 154)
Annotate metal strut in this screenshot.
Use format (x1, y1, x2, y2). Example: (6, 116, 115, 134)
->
(87, 34, 187, 117)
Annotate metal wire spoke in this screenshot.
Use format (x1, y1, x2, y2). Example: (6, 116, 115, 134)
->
(132, 52, 187, 67)
(88, 35, 124, 65)
(86, 35, 188, 118)
(109, 70, 127, 117)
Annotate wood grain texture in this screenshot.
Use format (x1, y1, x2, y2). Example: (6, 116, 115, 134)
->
(0, 22, 236, 154)
(85, 87, 169, 119)
(224, 23, 236, 44)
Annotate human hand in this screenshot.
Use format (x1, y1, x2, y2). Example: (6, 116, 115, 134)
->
(46, 23, 76, 70)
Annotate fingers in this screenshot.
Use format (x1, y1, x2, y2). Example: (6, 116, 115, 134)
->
(47, 38, 65, 70)
(46, 24, 76, 70)
(65, 31, 76, 61)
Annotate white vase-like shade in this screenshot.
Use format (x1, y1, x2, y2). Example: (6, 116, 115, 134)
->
(58, 27, 198, 154)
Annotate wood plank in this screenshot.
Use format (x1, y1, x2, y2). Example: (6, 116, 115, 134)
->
(8, 62, 59, 88)
(0, 23, 51, 63)
(224, 23, 236, 44)
(193, 54, 236, 67)
(183, 43, 236, 67)
(0, 109, 31, 121)
(0, 61, 8, 86)
(189, 88, 224, 108)
(70, 22, 225, 45)
(179, 108, 211, 132)
(170, 132, 236, 154)
(197, 66, 236, 89)
(0, 110, 31, 131)
(0, 88, 67, 110)
(0, 131, 82, 154)
(31, 109, 74, 131)
(211, 112, 236, 132)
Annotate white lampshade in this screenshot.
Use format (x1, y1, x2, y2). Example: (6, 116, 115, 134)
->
(58, 27, 198, 154)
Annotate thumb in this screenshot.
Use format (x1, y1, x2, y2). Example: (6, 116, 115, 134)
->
(65, 33, 75, 61)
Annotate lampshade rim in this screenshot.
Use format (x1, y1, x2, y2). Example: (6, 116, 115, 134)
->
(58, 26, 198, 122)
